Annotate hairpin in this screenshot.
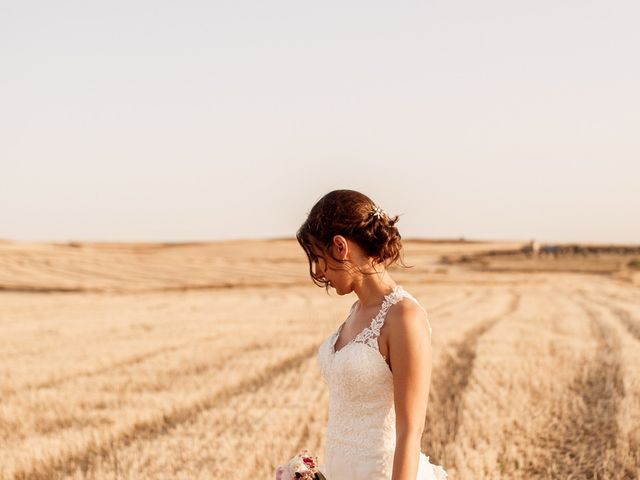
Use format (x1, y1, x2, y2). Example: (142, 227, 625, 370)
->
(371, 205, 386, 219)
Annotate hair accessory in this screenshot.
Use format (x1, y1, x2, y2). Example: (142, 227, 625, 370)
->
(371, 205, 386, 219)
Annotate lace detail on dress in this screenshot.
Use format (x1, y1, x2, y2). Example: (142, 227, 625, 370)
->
(364, 285, 432, 340)
(317, 284, 446, 479)
(333, 285, 433, 356)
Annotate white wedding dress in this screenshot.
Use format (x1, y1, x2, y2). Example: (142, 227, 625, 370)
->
(316, 285, 448, 480)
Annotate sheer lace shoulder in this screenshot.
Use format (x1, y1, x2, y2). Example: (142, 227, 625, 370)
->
(359, 286, 433, 349)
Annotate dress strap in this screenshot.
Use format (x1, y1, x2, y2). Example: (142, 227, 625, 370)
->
(366, 286, 432, 340)
(356, 286, 402, 347)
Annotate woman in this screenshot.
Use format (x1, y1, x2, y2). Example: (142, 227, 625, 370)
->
(295, 189, 448, 480)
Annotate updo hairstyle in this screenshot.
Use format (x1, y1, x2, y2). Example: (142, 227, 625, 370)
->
(296, 189, 412, 290)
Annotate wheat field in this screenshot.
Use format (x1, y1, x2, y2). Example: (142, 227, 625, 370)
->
(0, 238, 639, 479)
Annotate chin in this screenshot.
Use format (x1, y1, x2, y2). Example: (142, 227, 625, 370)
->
(333, 285, 348, 295)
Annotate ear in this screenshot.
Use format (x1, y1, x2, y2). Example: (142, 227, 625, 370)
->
(333, 235, 349, 257)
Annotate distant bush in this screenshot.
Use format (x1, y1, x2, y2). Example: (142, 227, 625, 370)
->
(628, 258, 640, 269)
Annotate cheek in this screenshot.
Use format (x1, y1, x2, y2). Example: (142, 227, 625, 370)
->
(332, 269, 350, 282)
(313, 260, 330, 279)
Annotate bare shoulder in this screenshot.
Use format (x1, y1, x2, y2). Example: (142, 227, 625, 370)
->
(383, 298, 432, 372)
(384, 297, 431, 342)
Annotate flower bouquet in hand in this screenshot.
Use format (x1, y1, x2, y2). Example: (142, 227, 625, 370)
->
(275, 449, 326, 479)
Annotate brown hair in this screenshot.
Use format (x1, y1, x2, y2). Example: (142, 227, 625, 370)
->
(296, 189, 412, 290)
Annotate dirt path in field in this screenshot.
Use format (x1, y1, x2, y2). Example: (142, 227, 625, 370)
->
(422, 290, 521, 465)
(2, 330, 277, 399)
(585, 290, 640, 343)
(523, 295, 625, 479)
(12, 342, 319, 480)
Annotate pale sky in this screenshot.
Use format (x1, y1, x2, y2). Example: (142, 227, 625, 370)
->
(2, 1, 639, 244)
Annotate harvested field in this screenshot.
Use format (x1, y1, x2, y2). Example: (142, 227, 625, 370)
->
(1, 239, 638, 479)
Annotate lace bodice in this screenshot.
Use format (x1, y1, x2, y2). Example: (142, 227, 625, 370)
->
(316, 285, 447, 480)
(333, 286, 432, 357)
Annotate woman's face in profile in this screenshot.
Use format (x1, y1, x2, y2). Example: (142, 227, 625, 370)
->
(310, 239, 353, 293)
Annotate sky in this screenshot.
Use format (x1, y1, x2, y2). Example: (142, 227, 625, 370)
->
(1, 1, 639, 245)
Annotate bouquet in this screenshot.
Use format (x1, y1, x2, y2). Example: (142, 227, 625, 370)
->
(275, 449, 326, 480)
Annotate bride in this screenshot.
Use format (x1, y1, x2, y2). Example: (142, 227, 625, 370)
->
(293, 189, 448, 480)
